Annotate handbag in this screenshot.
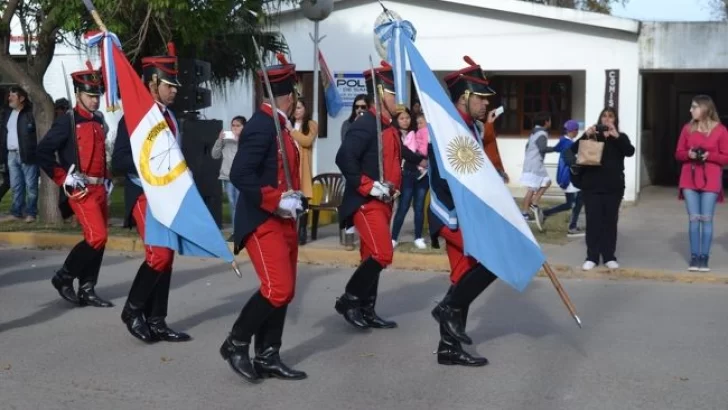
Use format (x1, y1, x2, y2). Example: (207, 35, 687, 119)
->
(576, 135, 604, 166)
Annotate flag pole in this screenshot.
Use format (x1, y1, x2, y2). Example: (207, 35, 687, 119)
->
(543, 262, 582, 328)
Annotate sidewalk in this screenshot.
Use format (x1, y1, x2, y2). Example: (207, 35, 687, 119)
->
(2, 185, 727, 282)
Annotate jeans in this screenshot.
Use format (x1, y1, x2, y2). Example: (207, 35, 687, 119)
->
(682, 189, 718, 256)
(7, 150, 39, 218)
(391, 169, 430, 241)
(582, 192, 621, 264)
(543, 191, 583, 230)
(223, 180, 239, 227)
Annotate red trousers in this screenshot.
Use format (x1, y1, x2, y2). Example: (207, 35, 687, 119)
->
(132, 194, 175, 272)
(244, 217, 298, 307)
(68, 185, 108, 250)
(354, 200, 394, 267)
(439, 227, 477, 284)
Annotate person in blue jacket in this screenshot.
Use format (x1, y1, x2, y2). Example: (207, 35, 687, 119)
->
(542, 119, 584, 237)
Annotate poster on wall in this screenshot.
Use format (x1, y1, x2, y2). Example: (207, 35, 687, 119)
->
(335, 73, 368, 108)
(604, 69, 620, 114)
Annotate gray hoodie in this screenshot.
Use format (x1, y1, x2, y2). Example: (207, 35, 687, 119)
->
(211, 137, 238, 180)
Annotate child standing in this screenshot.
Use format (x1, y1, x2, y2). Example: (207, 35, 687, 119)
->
(404, 113, 429, 179)
(542, 119, 584, 237)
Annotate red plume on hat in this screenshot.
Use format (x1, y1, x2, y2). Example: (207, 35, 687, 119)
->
(463, 55, 478, 66)
(167, 42, 176, 56)
(276, 53, 289, 65)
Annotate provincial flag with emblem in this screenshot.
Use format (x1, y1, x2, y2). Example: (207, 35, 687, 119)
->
(98, 39, 233, 262)
(376, 20, 545, 292)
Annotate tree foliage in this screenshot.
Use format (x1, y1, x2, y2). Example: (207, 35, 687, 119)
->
(0, 0, 296, 223)
(520, 0, 629, 14)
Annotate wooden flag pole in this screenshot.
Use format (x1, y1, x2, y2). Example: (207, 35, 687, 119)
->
(543, 262, 582, 328)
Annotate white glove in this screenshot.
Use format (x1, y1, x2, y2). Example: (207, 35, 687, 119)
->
(63, 164, 87, 190)
(369, 181, 391, 200)
(276, 194, 303, 219)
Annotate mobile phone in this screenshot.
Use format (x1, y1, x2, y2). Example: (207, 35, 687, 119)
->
(494, 106, 505, 118)
(223, 130, 235, 139)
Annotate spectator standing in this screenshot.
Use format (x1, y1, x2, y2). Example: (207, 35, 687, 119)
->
(288, 100, 318, 245)
(212, 115, 246, 240)
(675, 95, 728, 272)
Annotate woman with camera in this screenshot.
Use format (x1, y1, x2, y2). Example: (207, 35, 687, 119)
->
(570, 107, 635, 271)
(675, 95, 728, 272)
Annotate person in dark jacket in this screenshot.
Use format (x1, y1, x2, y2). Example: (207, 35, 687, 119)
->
(334, 61, 402, 332)
(112, 48, 191, 344)
(570, 107, 635, 271)
(0, 86, 38, 222)
(219, 54, 307, 384)
(36, 65, 113, 308)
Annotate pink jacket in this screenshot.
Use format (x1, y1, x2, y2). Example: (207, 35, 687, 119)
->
(675, 123, 728, 201)
(404, 129, 429, 156)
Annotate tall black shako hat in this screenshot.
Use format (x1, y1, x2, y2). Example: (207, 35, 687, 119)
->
(363, 60, 396, 98)
(71, 61, 104, 96)
(258, 53, 299, 98)
(444, 56, 495, 102)
(142, 42, 182, 87)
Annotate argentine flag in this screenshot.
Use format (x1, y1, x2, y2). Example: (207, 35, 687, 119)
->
(379, 20, 545, 292)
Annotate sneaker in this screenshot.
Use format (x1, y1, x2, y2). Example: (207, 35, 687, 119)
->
(567, 227, 585, 237)
(24, 215, 36, 223)
(688, 254, 699, 271)
(605, 260, 619, 269)
(413, 238, 427, 249)
(392, 239, 398, 249)
(699, 255, 710, 272)
(582, 261, 596, 271)
(530, 205, 544, 232)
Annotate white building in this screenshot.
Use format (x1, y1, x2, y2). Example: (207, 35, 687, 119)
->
(7, 0, 728, 203)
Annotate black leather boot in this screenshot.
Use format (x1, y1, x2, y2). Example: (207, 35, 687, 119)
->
(121, 262, 161, 343)
(334, 293, 369, 330)
(431, 285, 454, 324)
(336, 257, 383, 330)
(51, 240, 92, 305)
(436, 306, 488, 366)
(437, 265, 498, 345)
(222, 291, 276, 383)
(51, 267, 79, 305)
(253, 305, 307, 380)
(361, 273, 397, 329)
(220, 336, 261, 384)
(146, 272, 191, 342)
(77, 246, 114, 308)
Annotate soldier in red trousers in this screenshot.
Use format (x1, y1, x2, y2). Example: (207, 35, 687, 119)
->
(334, 61, 402, 330)
(219, 54, 308, 384)
(37, 63, 114, 308)
(429, 56, 499, 367)
(112, 46, 191, 344)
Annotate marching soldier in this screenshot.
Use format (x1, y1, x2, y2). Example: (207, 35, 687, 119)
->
(219, 54, 308, 383)
(428, 56, 499, 366)
(36, 63, 114, 308)
(112, 47, 191, 344)
(334, 61, 402, 330)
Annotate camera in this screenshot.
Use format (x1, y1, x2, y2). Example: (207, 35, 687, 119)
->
(693, 147, 707, 163)
(595, 124, 610, 133)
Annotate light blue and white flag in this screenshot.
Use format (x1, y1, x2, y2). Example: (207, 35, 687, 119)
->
(378, 20, 545, 292)
(374, 17, 415, 109)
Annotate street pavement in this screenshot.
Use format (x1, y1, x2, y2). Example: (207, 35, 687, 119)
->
(1, 247, 728, 410)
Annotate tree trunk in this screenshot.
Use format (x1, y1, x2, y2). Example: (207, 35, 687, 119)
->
(30, 92, 60, 225)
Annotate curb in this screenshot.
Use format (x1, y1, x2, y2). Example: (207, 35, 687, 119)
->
(1, 231, 727, 285)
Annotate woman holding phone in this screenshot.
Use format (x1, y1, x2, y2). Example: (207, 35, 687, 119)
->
(212, 115, 246, 240)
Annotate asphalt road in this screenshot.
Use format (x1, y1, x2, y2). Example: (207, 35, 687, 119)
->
(1, 247, 728, 410)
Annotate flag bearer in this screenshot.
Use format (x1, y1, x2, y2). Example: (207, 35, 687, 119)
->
(112, 45, 191, 344)
(428, 56, 499, 366)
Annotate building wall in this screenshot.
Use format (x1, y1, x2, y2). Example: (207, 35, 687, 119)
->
(640, 22, 728, 70)
(272, 0, 641, 200)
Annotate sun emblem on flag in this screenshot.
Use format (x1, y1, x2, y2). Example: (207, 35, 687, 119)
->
(446, 135, 484, 174)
